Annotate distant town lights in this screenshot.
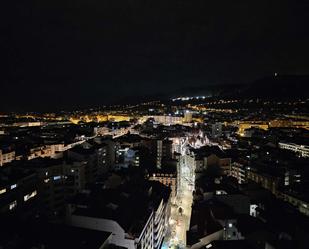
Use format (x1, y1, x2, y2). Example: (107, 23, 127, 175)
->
(171, 95, 208, 101)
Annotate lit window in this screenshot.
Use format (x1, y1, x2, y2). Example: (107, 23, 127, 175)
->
(0, 188, 6, 195)
(44, 178, 50, 183)
(53, 176, 61, 181)
(9, 200, 17, 210)
(10, 184, 17, 190)
(24, 190, 37, 201)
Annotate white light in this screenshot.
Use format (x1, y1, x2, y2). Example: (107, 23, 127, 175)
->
(9, 200, 17, 210)
(53, 176, 61, 181)
(10, 184, 17, 190)
(24, 190, 37, 202)
(228, 223, 233, 228)
(206, 244, 213, 248)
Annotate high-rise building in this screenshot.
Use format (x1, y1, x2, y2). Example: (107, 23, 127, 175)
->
(67, 181, 171, 249)
(211, 122, 223, 138)
(0, 165, 38, 217)
(184, 110, 192, 123)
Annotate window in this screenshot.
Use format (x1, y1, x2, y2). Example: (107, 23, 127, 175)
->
(24, 190, 37, 202)
(53, 176, 61, 181)
(10, 184, 17, 190)
(9, 200, 17, 210)
(0, 188, 6, 195)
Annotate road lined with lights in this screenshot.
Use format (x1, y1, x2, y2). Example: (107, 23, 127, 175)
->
(162, 151, 194, 249)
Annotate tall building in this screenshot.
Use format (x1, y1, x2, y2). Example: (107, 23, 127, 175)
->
(0, 165, 38, 218)
(184, 111, 193, 123)
(114, 147, 140, 170)
(154, 139, 173, 169)
(67, 140, 112, 182)
(18, 158, 87, 218)
(278, 142, 309, 158)
(66, 181, 171, 249)
(211, 122, 223, 138)
(151, 115, 183, 125)
(0, 150, 15, 167)
(190, 146, 231, 175)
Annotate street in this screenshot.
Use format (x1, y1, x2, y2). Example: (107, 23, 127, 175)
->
(162, 156, 194, 249)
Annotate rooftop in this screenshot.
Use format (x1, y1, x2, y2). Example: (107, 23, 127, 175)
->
(71, 180, 171, 237)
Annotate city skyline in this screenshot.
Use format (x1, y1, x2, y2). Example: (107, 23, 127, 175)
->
(1, 2, 309, 248)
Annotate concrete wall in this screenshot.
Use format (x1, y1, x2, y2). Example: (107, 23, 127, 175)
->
(69, 215, 135, 249)
(190, 229, 224, 249)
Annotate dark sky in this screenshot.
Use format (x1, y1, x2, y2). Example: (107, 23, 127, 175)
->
(1, 0, 309, 111)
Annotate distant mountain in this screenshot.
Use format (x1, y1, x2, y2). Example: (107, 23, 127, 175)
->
(116, 75, 309, 105)
(168, 75, 309, 100)
(169, 84, 244, 98)
(241, 75, 309, 99)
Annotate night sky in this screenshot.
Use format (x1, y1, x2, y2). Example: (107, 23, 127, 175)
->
(2, 0, 309, 111)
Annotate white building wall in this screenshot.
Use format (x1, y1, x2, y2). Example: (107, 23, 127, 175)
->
(68, 215, 135, 249)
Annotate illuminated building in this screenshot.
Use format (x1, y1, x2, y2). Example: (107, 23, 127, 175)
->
(93, 126, 110, 136)
(148, 167, 177, 199)
(26, 141, 85, 161)
(246, 169, 280, 195)
(184, 111, 193, 123)
(68, 141, 112, 181)
(12, 121, 44, 127)
(236, 122, 269, 136)
(114, 147, 140, 170)
(211, 122, 223, 138)
(69, 114, 132, 124)
(269, 120, 309, 130)
(278, 142, 309, 158)
(0, 166, 38, 217)
(191, 146, 231, 175)
(15, 158, 88, 218)
(151, 115, 183, 125)
(67, 181, 171, 249)
(107, 115, 131, 122)
(276, 190, 309, 216)
(229, 162, 246, 184)
(154, 139, 173, 169)
(0, 150, 16, 166)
